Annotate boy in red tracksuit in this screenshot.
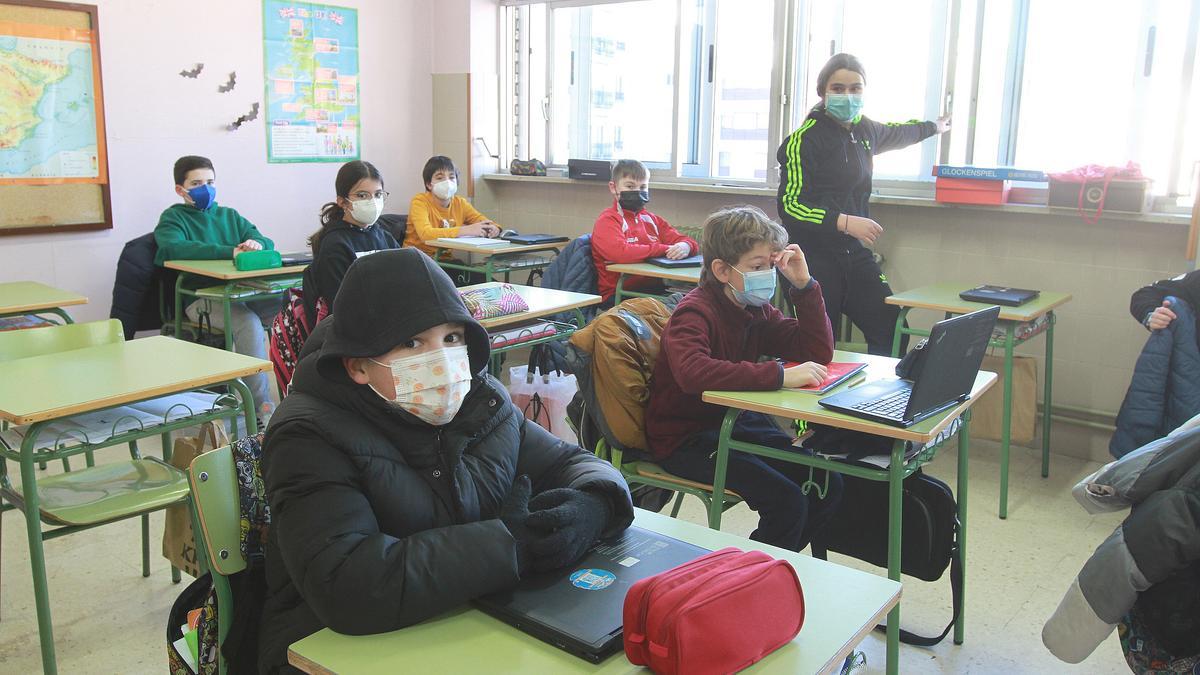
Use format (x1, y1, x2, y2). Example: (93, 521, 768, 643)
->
(645, 205, 843, 553)
(591, 159, 698, 303)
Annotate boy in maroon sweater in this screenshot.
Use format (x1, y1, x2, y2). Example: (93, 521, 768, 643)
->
(645, 205, 842, 552)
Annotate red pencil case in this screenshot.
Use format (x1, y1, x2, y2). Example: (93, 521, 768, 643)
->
(623, 547, 805, 675)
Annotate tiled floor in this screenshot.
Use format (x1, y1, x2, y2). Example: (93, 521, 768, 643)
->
(0, 437, 1130, 674)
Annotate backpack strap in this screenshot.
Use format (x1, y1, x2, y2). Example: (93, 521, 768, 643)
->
(873, 521, 963, 646)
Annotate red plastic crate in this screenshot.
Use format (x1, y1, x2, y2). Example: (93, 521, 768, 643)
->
(935, 177, 1009, 205)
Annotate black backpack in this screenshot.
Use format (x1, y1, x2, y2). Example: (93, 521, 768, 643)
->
(810, 453, 962, 647)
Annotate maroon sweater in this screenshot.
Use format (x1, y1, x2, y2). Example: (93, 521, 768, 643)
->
(645, 280, 834, 460)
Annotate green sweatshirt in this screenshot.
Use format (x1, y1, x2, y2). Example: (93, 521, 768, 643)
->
(153, 202, 274, 266)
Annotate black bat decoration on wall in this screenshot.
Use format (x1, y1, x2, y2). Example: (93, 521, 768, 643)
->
(218, 72, 237, 93)
(227, 102, 260, 131)
(179, 63, 204, 78)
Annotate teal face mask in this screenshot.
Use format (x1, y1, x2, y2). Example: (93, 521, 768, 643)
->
(728, 267, 776, 307)
(825, 94, 864, 123)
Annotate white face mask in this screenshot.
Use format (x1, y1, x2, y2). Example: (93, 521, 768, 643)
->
(431, 179, 458, 201)
(370, 345, 472, 425)
(348, 197, 383, 226)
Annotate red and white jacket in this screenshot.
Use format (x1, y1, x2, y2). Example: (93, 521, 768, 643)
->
(590, 202, 698, 301)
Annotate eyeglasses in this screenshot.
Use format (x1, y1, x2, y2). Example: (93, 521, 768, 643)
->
(351, 190, 389, 201)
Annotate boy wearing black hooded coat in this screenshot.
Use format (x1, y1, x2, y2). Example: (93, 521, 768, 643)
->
(257, 248, 633, 673)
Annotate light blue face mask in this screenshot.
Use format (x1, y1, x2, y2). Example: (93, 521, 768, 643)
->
(824, 93, 864, 123)
(728, 267, 776, 307)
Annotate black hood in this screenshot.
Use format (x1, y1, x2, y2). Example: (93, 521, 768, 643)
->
(314, 248, 490, 380)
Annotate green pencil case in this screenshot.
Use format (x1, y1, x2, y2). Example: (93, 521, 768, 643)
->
(234, 249, 281, 271)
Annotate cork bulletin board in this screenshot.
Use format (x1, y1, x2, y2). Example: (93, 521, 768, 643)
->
(0, 0, 112, 236)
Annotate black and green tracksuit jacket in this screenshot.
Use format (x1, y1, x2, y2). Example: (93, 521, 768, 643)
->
(776, 106, 937, 251)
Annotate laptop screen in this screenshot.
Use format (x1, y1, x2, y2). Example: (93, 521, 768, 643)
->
(905, 306, 1000, 418)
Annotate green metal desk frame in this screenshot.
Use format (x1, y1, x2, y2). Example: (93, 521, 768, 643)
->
(891, 308, 1056, 520)
(173, 274, 301, 351)
(0, 379, 257, 675)
(436, 251, 559, 284)
(706, 407, 973, 675)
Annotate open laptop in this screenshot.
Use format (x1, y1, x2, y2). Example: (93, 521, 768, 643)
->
(475, 525, 707, 663)
(646, 254, 703, 269)
(959, 284, 1039, 307)
(818, 306, 1000, 427)
(278, 251, 313, 266)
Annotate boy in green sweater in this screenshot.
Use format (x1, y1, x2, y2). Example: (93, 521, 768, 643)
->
(154, 155, 278, 421)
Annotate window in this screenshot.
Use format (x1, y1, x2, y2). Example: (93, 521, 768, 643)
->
(505, 0, 1200, 200)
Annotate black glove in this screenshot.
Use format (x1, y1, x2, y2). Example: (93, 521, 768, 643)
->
(526, 488, 611, 573)
(499, 475, 534, 574)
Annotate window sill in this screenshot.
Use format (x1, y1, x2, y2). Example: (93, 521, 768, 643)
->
(481, 173, 1193, 226)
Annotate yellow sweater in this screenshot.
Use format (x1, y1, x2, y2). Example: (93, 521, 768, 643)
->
(405, 192, 495, 256)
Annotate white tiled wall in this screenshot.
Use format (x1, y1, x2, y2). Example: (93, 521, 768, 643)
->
(474, 177, 1192, 463)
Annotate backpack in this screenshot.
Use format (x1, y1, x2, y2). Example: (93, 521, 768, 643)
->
(166, 435, 272, 674)
(807, 441, 963, 647)
(268, 287, 328, 397)
(565, 297, 672, 455)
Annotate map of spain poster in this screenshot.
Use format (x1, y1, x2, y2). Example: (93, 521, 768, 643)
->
(263, 1, 360, 163)
(0, 20, 107, 184)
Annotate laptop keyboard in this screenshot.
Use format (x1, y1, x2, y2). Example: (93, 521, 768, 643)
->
(852, 389, 911, 419)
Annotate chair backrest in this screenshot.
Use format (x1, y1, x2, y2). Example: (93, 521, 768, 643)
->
(189, 444, 247, 577)
(379, 213, 408, 245)
(0, 318, 124, 362)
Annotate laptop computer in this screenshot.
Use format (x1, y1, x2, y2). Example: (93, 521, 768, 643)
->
(959, 284, 1039, 307)
(474, 525, 708, 663)
(278, 251, 313, 266)
(646, 254, 703, 269)
(818, 306, 1000, 427)
(501, 232, 569, 245)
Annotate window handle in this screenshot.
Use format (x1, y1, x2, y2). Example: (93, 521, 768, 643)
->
(541, 96, 550, 122)
(707, 44, 715, 84)
(1144, 26, 1156, 76)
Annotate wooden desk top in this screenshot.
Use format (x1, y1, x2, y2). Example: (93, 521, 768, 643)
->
(461, 282, 602, 330)
(702, 350, 997, 443)
(0, 336, 269, 425)
(288, 508, 901, 675)
(164, 259, 309, 281)
(885, 282, 1072, 322)
(0, 281, 88, 314)
(433, 238, 569, 257)
(605, 262, 703, 284)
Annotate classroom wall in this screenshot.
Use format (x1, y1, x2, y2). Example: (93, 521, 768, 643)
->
(0, 0, 434, 324)
(474, 177, 1188, 463)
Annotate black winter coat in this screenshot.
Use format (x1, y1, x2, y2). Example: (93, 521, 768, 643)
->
(257, 323, 634, 673)
(301, 218, 400, 324)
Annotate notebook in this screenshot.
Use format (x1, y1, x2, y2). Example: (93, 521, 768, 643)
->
(959, 285, 1039, 307)
(436, 236, 510, 247)
(474, 526, 707, 663)
(646, 254, 703, 268)
(818, 306, 999, 427)
(782, 361, 868, 393)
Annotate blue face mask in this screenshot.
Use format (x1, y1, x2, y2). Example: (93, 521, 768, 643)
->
(728, 267, 776, 307)
(824, 93, 864, 123)
(186, 183, 216, 211)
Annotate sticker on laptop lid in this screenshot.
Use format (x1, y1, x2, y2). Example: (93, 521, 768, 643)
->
(618, 557, 640, 568)
(570, 569, 616, 591)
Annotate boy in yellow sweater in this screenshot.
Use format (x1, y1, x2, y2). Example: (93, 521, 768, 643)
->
(405, 156, 500, 256)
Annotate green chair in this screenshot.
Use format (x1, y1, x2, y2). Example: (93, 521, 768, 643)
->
(0, 320, 244, 674)
(188, 436, 267, 675)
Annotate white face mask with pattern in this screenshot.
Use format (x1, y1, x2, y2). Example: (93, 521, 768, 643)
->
(370, 345, 472, 425)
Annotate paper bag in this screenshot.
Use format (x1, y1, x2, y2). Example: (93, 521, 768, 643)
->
(162, 421, 229, 577)
(971, 354, 1037, 445)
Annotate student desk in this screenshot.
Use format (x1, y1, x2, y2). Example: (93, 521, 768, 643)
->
(702, 350, 996, 675)
(287, 507, 901, 675)
(885, 283, 1072, 519)
(164, 260, 307, 351)
(0, 281, 88, 325)
(0, 336, 267, 675)
(606, 262, 702, 304)
(433, 239, 568, 283)
(461, 282, 602, 374)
